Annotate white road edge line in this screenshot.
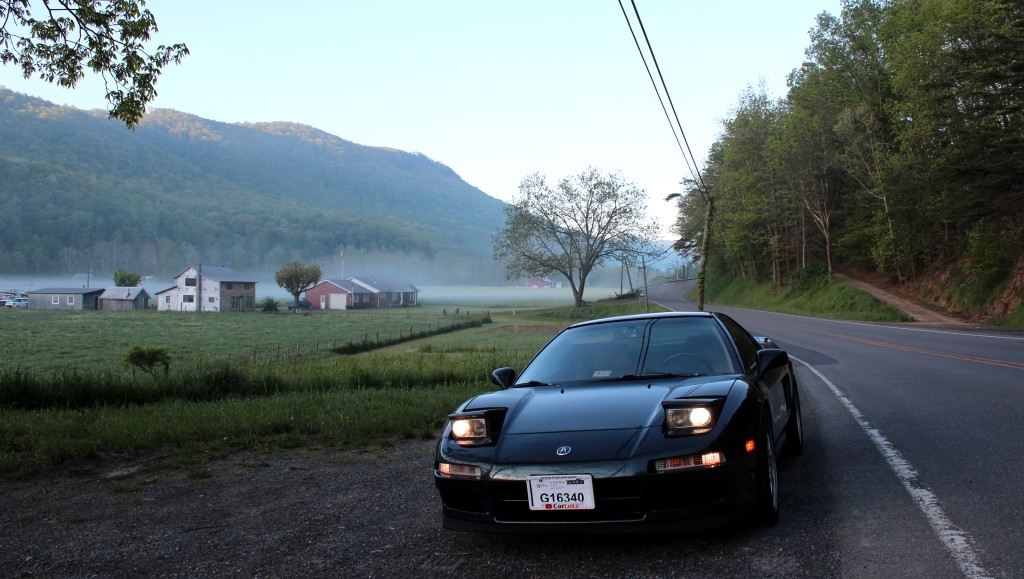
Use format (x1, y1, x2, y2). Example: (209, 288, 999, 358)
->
(791, 356, 992, 579)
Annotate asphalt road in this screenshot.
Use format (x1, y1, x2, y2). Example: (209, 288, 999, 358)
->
(647, 280, 1024, 578)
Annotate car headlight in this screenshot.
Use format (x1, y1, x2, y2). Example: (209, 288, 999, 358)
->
(449, 414, 490, 446)
(664, 402, 718, 435)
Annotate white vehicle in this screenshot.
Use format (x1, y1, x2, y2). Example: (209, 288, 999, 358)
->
(4, 297, 28, 308)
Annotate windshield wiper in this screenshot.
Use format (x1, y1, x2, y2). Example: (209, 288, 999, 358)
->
(619, 372, 702, 380)
(517, 380, 553, 387)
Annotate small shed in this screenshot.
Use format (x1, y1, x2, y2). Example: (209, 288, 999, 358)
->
(99, 286, 151, 311)
(526, 276, 559, 288)
(28, 288, 105, 310)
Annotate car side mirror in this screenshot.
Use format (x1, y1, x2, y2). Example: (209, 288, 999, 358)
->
(491, 367, 517, 389)
(756, 349, 789, 378)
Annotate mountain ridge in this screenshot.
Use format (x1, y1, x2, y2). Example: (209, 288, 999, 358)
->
(0, 87, 507, 282)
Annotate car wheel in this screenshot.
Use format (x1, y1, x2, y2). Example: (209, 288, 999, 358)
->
(754, 410, 780, 525)
(784, 381, 804, 457)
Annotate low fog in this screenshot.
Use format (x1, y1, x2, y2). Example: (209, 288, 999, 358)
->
(1, 248, 690, 306)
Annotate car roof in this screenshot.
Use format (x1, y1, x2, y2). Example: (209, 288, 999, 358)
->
(567, 311, 715, 329)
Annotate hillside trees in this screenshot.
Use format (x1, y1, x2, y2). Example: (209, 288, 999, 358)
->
(493, 167, 659, 308)
(675, 0, 1023, 300)
(0, 90, 507, 280)
(0, 0, 188, 126)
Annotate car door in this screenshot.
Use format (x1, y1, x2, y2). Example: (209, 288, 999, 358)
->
(715, 314, 789, 439)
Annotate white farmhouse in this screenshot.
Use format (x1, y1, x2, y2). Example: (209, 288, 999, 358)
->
(155, 265, 256, 312)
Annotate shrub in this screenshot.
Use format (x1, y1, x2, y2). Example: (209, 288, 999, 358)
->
(123, 345, 171, 380)
(259, 297, 281, 313)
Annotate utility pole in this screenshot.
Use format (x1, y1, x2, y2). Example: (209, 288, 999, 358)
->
(642, 257, 650, 313)
(196, 263, 203, 313)
(696, 196, 713, 312)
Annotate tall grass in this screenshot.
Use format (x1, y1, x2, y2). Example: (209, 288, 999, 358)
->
(0, 386, 485, 477)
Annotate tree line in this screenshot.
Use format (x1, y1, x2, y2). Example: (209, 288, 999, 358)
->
(671, 0, 1022, 312)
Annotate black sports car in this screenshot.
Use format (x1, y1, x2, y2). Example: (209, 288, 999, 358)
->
(433, 311, 803, 532)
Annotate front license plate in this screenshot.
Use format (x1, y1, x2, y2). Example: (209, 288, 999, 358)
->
(527, 474, 595, 511)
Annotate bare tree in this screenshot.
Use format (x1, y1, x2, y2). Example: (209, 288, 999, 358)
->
(493, 167, 659, 308)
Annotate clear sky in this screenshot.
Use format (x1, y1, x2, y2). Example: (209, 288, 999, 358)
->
(1, 1, 840, 237)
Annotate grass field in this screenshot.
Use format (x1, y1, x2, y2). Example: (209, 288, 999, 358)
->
(0, 306, 486, 375)
(0, 272, 911, 478)
(0, 297, 656, 477)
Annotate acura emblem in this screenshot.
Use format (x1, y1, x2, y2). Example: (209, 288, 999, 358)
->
(556, 445, 572, 456)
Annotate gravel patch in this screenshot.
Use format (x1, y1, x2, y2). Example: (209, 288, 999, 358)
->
(1, 438, 838, 578)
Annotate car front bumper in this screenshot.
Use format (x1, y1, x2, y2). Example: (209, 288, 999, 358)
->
(434, 457, 757, 533)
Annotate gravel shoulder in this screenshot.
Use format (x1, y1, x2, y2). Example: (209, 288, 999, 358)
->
(1, 435, 838, 578)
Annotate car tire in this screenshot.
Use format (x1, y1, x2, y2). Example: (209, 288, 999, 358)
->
(754, 409, 780, 525)
(784, 379, 804, 457)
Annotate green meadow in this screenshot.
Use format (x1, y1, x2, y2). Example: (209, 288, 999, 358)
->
(0, 296, 657, 477)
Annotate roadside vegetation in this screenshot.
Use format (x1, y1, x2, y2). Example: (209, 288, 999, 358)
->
(703, 266, 911, 322)
(667, 0, 1023, 325)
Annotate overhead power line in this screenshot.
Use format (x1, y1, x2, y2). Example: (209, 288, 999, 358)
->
(617, 0, 709, 201)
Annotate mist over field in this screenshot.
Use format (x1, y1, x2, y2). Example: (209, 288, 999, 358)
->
(1, 247, 686, 307)
(0, 274, 627, 308)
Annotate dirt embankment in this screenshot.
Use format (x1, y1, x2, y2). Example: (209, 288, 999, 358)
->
(834, 273, 963, 324)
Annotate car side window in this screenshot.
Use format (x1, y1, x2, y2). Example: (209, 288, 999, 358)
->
(716, 314, 759, 374)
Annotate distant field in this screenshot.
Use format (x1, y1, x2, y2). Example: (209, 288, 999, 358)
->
(0, 307, 488, 375)
(0, 284, 633, 376)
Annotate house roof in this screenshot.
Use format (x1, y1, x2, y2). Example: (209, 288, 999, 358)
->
(99, 286, 151, 300)
(348, 276, 418, 294)
(200, 265, 250, 282)
(29, 288, 105, 295)
(173, 265, 254, 283)
(314, 279, 356, 292)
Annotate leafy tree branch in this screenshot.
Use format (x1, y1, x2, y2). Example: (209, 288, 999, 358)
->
(0, 0, 189, 127)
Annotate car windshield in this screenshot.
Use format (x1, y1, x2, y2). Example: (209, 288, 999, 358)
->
(515, 317, 739, 386)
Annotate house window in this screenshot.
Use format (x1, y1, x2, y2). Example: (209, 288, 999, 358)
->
(225, 283, 233, 290)
(165, 296, 170, 304)
(244, 283, 252, 290)
(51, 296, 59, 304)
(183, 295, 195, 303)
(67, 296, 75, 305)
(208, 297, 215, 303)
(185, 277, 197, 287)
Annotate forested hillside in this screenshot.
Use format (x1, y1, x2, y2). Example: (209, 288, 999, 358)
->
(671, 0, 1023, 320)
(0, 88, 507, 281)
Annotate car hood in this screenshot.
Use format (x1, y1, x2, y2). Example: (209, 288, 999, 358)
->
(458, 378, 737, 464)
(464, 377, 737, 435)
